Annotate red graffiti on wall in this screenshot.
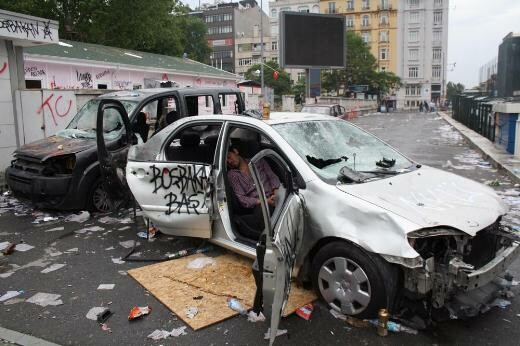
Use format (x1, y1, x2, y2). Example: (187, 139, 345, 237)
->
(36, 93, 73, 126)
(0, 62, 7, 74)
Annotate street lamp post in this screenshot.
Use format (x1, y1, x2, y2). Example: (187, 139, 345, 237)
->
(260, 0, 264, 97)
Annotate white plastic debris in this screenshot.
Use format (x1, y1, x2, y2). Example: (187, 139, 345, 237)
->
(45, 227, 65, 232)
(26, 293, 63, 306)
(329, 308, 347, 321)
(65, 211, 90, 223)
(49, 251, 63, 257)
(147, 326, 187, 340)
(247, 311, 266, 322)
(64, 248, 79, 253)
(14, 243, 34, 252)
(119, 240, 139, 249)
(43, 216, 58, 222)
(186, 257, 216, 269)
(41, 264, 66, 274)
(0, 290, 23, 302)
(118, 226, 131, 231)
(0, 242, 10, 251)
(75, 226, 104, 234)
(491, 298, 511, 309)
(185, 306, 198, 319)
(111, 257, 125, 264)
(118, 270, 127, 276)
(170, 326, 188, 337)
(264, 328, 287, 339)
(86, 306, 106, 320)
(105, 246, 115, 251)
(97, 284, 115, 290)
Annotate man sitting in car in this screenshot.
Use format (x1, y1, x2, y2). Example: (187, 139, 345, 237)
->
(226, 144, 280, 236)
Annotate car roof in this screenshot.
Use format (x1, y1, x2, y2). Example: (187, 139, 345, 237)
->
(98, 86, 241, 102)
(302, 104, 337, 108)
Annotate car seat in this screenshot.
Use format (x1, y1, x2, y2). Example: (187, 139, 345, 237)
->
(133, 112, 149, 142)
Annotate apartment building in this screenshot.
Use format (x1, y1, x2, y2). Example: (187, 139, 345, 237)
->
(268, 0, 320, 83)
(319, 0, 398, 74)
(397, 0, 449, 108)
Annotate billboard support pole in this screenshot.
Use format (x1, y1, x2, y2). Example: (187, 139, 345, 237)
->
(260, 0, 264, 99)
(305, 69, 310, 103)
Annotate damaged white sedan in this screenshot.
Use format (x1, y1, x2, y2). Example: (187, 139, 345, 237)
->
(96, 104, 519, 338)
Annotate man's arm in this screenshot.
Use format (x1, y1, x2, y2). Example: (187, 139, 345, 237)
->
(259, 159, 280, 191)
(228, 170, 259, 209)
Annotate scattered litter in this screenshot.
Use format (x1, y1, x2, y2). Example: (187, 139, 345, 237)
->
(264, 328, 287, 339)
(296, 303, 314, 320)
(187, 257, 216, 269)
(26, 293, 63, 307)
(329, 308, 347, 321)
(0, 290, 23, 302)
(105, 246, 115, 251)
(346, 316, 370, 328)
(503, 318, 512, 323)
(1, 243, 15, 255)
(43, 216, 58, 222)
(118, 226, 131, 231)
(247, 311, 266, 322)
(64, 248, 79, 253)
(491, 298, 511, 309)
(118, 270, 127, 276)
(49, 251, 62, 257)
(41, 264, 66, 274)
(75, 226, 104, 234)
(65, 211, 90, 223)
(128, 306, 151, 320)
(111, 257, 125, 264)
(3, 298, 25, 305)
(368, 320, 418, 334)
(147, 326, 187, 340)
(99, 216, 133, 224)
(14, 243, 34, 252)
(101, 323, 112, 332)
(119, 240, 139, 249)
(227, 298, 247, 315)
(86, 307, 106, 320)
(170, 326, 188, 337)
(44, 227, 65, 232)
(0, 271, 14, 278)
(98, 284, 115, 290)
(185, 306, 198, 319)
(97, 308, 113, 323)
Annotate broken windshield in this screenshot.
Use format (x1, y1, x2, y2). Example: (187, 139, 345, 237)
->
(301, 106, 331, 115)
(56, 99, 138, 140)
(273, 119, 414, 184)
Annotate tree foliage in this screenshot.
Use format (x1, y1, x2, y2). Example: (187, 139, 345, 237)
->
(321, 31, 401, 97)
(446, 81, 465, 101)
(0, 0, 210, 62)
(244, 60, 291, 96)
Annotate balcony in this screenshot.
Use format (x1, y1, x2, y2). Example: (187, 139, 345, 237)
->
(378, 4, 393, 10)
(379, 21, 389, 27)
(361, 23, 371, 29)
(346, 6, 355, 12)
(324, 9, 337, 14)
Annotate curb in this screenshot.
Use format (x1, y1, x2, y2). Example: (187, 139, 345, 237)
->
(438, 111, 520, 184)
(0, 326, 60, 346)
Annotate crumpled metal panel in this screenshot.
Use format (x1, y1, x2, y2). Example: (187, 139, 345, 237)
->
(14, 136, 93, 162)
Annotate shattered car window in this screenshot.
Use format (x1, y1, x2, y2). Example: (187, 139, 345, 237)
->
(273, 119, 413, 183)
(56, 99, 138, 140)
(301, 106, 331, 115)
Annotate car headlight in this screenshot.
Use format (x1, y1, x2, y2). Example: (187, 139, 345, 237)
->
(407, 228, 466, 264)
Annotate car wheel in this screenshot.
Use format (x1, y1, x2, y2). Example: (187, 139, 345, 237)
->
(87, 179, 111, 213)
(312, 241, 397, 318)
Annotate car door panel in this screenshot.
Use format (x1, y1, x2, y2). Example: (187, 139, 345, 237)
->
(127, 161, 212, 238)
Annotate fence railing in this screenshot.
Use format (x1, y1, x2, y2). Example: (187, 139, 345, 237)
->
(452, 93, 495, 142)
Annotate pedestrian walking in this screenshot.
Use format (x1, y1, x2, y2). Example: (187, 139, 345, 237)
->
(424, 101, 429, 112)
(419, 101, 424, 112)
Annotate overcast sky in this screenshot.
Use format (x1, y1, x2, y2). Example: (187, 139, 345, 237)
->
(183, 0, 520, 88)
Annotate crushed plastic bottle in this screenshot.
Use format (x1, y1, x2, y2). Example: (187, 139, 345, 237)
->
(227, 298, 247, 315)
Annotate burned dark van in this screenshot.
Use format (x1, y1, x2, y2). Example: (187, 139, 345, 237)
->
(6, 87, 245, 212)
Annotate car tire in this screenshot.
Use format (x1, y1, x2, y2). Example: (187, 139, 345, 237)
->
(312, 241, 397, 319)
(87, 179, 111, 213)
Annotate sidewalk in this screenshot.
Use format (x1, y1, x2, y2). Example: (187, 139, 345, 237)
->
(439, 111, 520, 184)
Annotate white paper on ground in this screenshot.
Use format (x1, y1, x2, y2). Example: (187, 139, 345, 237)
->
(26, 293, 63, 306)
(119, 240, 139, 249)
(65, 211, 90, 223)
(264, 328, 287, 339)
(86, 306, 106, 320)
(45, 227, 65, 232)
(186, 257, 216, 269)
(41, 264, 66, 274)
(0, 291, 22, 302)
(111, 258, 125, 264)
(97, 284, 115, 290)
(0, 242, 11, 251)
(15, 243, 34, 252)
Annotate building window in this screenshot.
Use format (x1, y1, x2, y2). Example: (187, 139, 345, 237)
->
(408, 30, 419, 41)
(409, 66, 419, 78)
(380, 14, 388, 25)
(208, 27, 217, 35)
(380, 0, 389, 10)
(346, 16, 354, 28)
(210, 50, 233, 59)
(408, 48, 418, 60)
(221, 26, 232, 34)
(362, 15, 370, 27)
(297, 72, 306, 81)
(205, 16, 212, 23)
(328, 2, 336, 13)
(408, 0, 419, 7)
(280, 7, 290, 12)
(271, 9, 277, 17)
(362, 0, 370, 10)
(362, 32, 370, 43)
(380, 48, 388, 60)
(238, 44, 251, 52)
(379, 31, 388, 42)
(434, 11, 442, 24)
(434, 0, 442, 7)
(347, 0, 354, 10)
(433, 30, 442, 41)
(239, 58, 252, 66)
(271, 41, 278, 51)
(298, 6, 309, 12)
(433, 48, 442, 60)
(272, 57, 278, 63)
(432, 65, 441, 78)
(409, 11, 419, 23)
(223, 13, 232, 21)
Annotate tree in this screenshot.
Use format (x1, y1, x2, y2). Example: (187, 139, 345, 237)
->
(0, 0, 210, 62)
(446, 81, 465, 102)
(244, 61, 291, 96)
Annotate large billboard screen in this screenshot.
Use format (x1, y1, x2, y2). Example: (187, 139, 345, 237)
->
(280, 12, 346, 69)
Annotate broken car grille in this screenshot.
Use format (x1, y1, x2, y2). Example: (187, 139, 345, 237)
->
(463, 221, 501, 269)
(11, 156, 45, 175)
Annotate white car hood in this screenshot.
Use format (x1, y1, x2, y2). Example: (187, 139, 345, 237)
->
(336, 166, 508, 236)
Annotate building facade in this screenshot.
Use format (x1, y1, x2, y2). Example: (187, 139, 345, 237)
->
(497, 32, 520, 97)
(319, 0, 399, 75)
(269, 0, 320, 83)
(479, 56, 498, 94)
(396, 0, 449, 108)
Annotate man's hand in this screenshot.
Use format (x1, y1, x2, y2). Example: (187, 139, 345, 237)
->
(267, 194, 276, 206)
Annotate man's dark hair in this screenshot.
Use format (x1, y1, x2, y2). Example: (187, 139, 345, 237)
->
(228, 143, 240, 153)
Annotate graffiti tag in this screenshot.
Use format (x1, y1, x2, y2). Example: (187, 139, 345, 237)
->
(0, 19, 53, 40)
(25, 66, 46, 77)
(95, 69, 110, 79)
(0, 62, 7, 74)
(36, 93, 73, 126)
(113, 80, 132, 89)
(76, 70, 92, 88)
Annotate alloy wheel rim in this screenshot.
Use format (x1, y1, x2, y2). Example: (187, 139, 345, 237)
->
(92, 185, 111, 212)
(318, 256, 372, 315)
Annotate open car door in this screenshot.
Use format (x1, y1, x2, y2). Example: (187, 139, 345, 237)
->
(96, 99, 137, 210)
(249, 149, 304, 346)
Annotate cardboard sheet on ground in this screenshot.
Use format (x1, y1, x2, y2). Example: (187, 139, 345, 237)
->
(128, 253, 316, 330)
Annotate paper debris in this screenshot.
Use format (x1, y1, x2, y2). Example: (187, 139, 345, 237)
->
(247, 311, 266, 322)
(0, 242, 10, 251)
(264, 328, 287, 339)
(41, 264, 66, 274)
(75, 226, 104, 234)
(105, 246, 115, 251)
(4, 298, 25, 305)
(65, 211, 90, 223)
(64, 248, 79, 253)
(186, 257, 216, 269)
(49, 251, 63, 257)
(111, 258, 125, 264)
(119, 240, 139, 249)
(101, 323, 111, 332)
(86, 307, 106, 320)
(97, 284, 115, 290)
(170, 326, 188, 337)
(147, 329, 171, 340)
(14, 243, 34, 252)
(45, 227, 65, 232)
(99, 216, 133, 224)
(128, 306, 151, 320)
(26, 293, 63, 307)
(0, 290, 23, 302)
(491, 298, 511, 309)
(329, 308, 347, 321)
(118, 270, 127, 276)
(296, 303, 314, 320)
(185, 306, 198, 319)
(118, 226, 131, 231)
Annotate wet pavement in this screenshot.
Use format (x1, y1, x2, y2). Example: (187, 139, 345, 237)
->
(0, 111, 519, 345)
